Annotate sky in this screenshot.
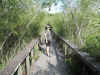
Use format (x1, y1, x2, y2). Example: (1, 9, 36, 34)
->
(43, 0, 64, 14)
(43, 0, 77, 14)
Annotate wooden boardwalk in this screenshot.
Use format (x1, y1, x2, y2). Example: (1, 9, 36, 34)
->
(30, 40, 69, 75)
(1, 25, 100, 75)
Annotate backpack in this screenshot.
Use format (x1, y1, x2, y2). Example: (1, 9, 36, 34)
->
(46, 30, 52, 42)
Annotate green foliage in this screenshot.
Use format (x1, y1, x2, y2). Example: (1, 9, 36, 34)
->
(50, 14, 66, 37)
(45, 0, 100, 57)
(85, 34, 100, 56)
(0, 0, 45, 44)
(40, 0, 56, 8)
(0, 64, 4, 70)
(0, 0, 45, 70)
(0, 0, 100, 70)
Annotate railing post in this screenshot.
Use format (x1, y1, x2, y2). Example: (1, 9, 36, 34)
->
(17, 65, 23, 75)
(31, 50, 34, 64)
(26, 55, 30, 75)
(82, 64, 88, 75)
(64, 44, 67, 57)
(66, 46, 70, 57)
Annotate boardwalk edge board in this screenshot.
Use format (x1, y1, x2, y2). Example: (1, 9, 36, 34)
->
(51, 30, 100, 74)
(0, 39, 38, 75)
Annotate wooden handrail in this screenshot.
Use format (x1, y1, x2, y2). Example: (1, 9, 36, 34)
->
(0, 39, 38, 75)
(51, 30, 100, 74)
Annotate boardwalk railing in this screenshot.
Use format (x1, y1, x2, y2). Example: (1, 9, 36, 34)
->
(51, 30, 100, 75)
(0, 39, 38, 75)
(0, 24, 100, 75)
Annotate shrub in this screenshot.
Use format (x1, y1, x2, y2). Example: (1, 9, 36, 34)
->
(85, 34, 100, 56)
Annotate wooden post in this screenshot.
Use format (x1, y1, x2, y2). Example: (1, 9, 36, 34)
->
(64, 44, 67, 57)
(67, 46, 69, 57)
(26, 55, 30, 75)
(31, 50, 34, 64)
(82, 65, 87, 75)
(97, 71, 100, 75)
(17, 65, 23, 75)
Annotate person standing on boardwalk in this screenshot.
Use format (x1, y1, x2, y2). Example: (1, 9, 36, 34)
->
(45, 24, 52, 56)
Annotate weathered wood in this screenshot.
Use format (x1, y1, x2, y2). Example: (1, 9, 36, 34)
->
(82, 65, 87, 75)
(31, 50, 34, 64)
(17, 65, 23, 75)
(66, 46, 69, 57)
(26, 55, 30, 75)
(52, 30, 100, 74)
(64, 44, 69, 58)
(64, 44, 67, 57)
(0, 39, 38, 75)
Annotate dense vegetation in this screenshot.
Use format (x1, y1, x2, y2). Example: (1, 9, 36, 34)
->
(48, 0, 100, 57)
(0, 0, 45, 69)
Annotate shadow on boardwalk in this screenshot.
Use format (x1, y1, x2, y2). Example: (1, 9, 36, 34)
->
(30, 40, 70, 75)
